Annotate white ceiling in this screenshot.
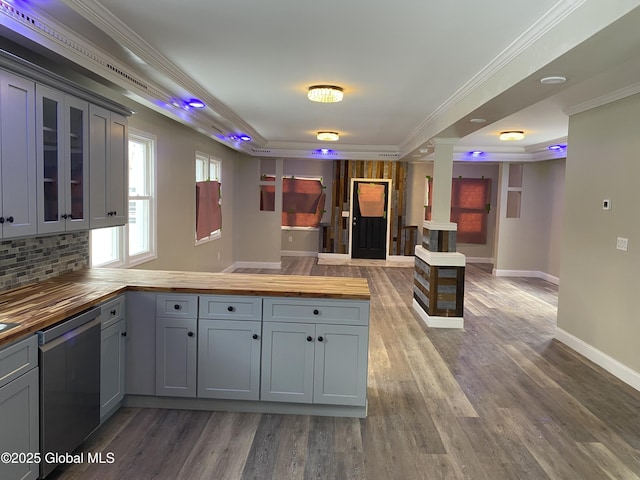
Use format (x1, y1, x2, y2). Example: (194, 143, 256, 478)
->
(6, 0, 640, 161)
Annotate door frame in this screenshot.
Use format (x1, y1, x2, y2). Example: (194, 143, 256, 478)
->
(349, 178, 392, 259)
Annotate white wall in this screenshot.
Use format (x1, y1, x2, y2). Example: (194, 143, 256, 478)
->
(558, 93, 640, 374)
(493, 159, 565, 280)
(127, 106, 239, 272)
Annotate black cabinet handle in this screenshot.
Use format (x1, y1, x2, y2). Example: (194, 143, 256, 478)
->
(68, 213, 73, 219)
(0, 217, 4, 224)
(306, 336, 313, 342)
(252, 334, 258, 340)
(111, 309, 117, 316)
(318, 336, 324, 342)
(188, 331, 194, 337)
(121, 331, 127, 337)
(174, 304, 181, 310)
(6, 216, 13, 223)
(227, 306, 235, 312)
(313, 309, 319, 315)
(61, 214, 68, 219)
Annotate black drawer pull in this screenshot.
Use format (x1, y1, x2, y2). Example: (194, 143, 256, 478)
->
(121, 331, 127, 337)
(252, 334, 259, 340)
(111, 309, 117, 316)
(318, 336, 324, 342)
(306, 336, 313, 342)
(188, 331, 194, 337)
(227, 306, 235, 312)
(174, 304, 181, 310)
(313, 309, 319, 315)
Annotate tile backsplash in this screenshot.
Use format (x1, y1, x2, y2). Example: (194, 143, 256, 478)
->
(0, 232, 89, 292)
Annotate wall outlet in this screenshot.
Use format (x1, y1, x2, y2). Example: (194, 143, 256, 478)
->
(603, 199, 611, 210)
(217, 252, 221, 260)
(288, 235, 293, 243)
(616, 237, 628, 251)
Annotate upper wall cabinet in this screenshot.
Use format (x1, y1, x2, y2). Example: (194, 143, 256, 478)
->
(89, 104, 128, 229)
(36, 85, 90, 234)
(0, 71, 37, 239)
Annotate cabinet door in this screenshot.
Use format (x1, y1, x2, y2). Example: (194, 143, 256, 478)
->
(108, 112, 127, 226)
(156, 317, 197, 397)
(64, 96, 89, 231)
(89, 104, 110, 228)
(100, 319, 126, 422)
(0, 71, 36, 238)
(36, 85, 65, 234)
(313, 324, 368, 406)
(0, 368, 39, 480)
(198, 319, 261, 400)
(261, 321, 315, 403)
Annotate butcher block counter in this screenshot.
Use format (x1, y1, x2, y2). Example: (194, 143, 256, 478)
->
(0, 268, 370, 347)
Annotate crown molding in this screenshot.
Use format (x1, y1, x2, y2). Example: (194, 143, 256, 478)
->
(399, 0, 587, 156)
(564, 81, 640, 116)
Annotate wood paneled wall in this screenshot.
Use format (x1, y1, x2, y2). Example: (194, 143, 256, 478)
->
(322, 160, 415, 255)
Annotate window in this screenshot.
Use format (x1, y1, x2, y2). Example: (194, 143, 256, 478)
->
(90, 129, 157, 267)
(195, 152, 222, 244)
(425, 177, 491, 244)
(260, 175, 325, 228)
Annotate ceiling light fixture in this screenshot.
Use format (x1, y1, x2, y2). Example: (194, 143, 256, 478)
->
(548, 144, 567, 151)
(499, 130, 525, 141)
(317, 131, 339, 141)
(540, 76, 567, 85)
(186, 98, 206, 108)
(470, 118, 487, 124)
(307, 85, 344, 103)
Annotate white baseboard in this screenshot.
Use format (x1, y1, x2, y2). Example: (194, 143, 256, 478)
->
(412, 298, 464, 329)
(231, 261, 282, 270)
(281, 250, 318, 257)
(555, 328, 640, 393)
(465, 257, 494, 264)
(317, 253, 349, 261)
(493, 268, 559, 285)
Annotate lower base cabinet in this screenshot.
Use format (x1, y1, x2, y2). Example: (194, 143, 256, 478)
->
(0, 355, 39, 480)
(197, 319, 261, 400)
(156, 316, 197, 397)
(100, 319, 126, 422)
(261, 322, 368, 406)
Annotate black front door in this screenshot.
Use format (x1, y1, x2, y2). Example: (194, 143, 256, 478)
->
(351, 181, 388, 259)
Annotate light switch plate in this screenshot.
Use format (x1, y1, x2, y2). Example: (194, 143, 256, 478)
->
(602, 199, 611, 210)
(616, 237, 628, 251)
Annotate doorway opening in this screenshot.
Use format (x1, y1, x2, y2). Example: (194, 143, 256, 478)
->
(350, 179, 391, 259)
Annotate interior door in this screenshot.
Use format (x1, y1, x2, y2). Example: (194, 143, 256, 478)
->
(351, 180, 388, 259)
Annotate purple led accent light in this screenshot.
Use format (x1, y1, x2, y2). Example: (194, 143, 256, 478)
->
(548, 144, 567, 151)
(186, 98, 206, 108)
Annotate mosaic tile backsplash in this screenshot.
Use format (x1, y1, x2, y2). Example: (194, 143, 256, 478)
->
(0, 232, 89, 292)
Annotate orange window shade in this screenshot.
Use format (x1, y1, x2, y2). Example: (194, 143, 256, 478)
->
(196, 180, 222, 240)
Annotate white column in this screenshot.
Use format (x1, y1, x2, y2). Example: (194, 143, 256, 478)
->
(430, 138, 457, 224)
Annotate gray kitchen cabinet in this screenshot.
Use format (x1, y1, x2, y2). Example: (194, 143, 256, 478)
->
(126, 291, 156, 395)
(155, 294, 198, 397)
(0, 70, 37, 238)
(197, 295, 262, 400)
(198, 319, 262, 400)
(89, 104, 128, 228)
(36, 85, 89, 234)
(262, 298, 369, 407)
(100, 294, 127, 423)
(0, 336, 39, 480)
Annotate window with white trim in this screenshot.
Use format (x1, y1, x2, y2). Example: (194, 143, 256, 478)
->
(90, 130, 157, 267)
(195, 152, 222, 245)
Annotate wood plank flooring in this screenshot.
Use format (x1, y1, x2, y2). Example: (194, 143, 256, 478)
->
(49, 258, 640, 480)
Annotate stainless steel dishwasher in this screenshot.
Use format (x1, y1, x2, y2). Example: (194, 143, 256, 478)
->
(38, 307, 101, 478)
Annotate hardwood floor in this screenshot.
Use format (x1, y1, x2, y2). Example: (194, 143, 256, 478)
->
(49, 258, 640, 480)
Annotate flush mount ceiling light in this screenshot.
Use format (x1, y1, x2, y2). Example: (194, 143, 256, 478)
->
(469, 118, 487, 124)
(499, 130, 525, 141)
(307, 85, 344, 103)
(317, 131, 339, 141)
(540, 76, 567, 85)
(186, 98, 206, 108)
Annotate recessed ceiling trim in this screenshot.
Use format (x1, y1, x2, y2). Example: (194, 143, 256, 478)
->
(564, 81, 640, 116)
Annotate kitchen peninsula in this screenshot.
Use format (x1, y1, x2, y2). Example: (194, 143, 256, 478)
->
(0, 268, 370, 415)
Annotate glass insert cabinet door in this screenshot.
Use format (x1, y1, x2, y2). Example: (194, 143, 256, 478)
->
(36, 85, 89, 233)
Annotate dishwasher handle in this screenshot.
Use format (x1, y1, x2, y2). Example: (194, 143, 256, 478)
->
(37, 307, 101, 345)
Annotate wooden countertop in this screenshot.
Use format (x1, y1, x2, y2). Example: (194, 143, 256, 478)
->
(0, 268, 370, 347)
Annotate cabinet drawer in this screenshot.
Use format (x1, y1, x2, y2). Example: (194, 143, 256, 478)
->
(100, 294, 126, 330)
(0, 335, 38, 389)
(156, 294, 198, 318)
(199, 295, 262, 321)
(263, 298, 369, 326)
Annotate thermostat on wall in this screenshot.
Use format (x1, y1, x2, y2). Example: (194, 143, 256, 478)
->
(602, 199, 611, 210)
